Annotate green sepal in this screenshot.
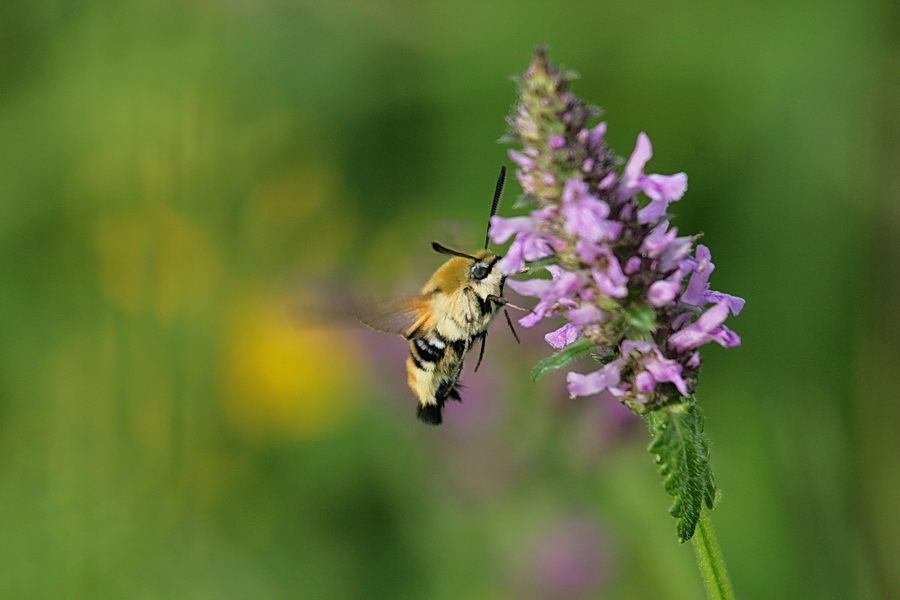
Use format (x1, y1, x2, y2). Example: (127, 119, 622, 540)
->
(525, 255, 560, 269)
(647, 397, 718, 543)
(625, 303, 657, 332)
(530, 337, 593, 382)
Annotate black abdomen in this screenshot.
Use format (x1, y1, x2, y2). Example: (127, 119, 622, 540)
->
(416, 378, 462, 425)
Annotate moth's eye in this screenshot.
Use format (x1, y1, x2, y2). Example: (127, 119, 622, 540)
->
(471, 262, 490, 281)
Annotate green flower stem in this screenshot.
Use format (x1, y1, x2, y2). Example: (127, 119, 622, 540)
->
(691, 509, 735, 600)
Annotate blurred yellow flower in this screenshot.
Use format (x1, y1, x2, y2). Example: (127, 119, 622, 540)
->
(94, 206, 221, 320)
(223, 293, 363, 438)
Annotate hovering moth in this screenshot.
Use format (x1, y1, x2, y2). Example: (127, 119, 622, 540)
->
(358, 167, 519, 425)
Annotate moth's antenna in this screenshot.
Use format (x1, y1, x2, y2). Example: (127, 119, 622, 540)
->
(432, 241, 477, 260)
(484, 165, 506, 249)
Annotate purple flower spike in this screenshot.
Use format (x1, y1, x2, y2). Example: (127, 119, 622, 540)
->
(499, 47, 743, 412)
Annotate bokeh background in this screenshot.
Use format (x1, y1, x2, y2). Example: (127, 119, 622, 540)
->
(1, 1, 897, 598)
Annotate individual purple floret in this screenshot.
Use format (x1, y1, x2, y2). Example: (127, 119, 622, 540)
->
(489, 47, 743, 413)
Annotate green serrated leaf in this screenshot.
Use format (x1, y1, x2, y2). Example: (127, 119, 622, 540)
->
(530, 337, 594, 382)
(625, 304, 657, 332)
(525, 255, 560, 269)
(647, 398, 717, 543)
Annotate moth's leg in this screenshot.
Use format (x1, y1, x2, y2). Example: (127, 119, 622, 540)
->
(503, 311, 521, 344)
(486, 294, 506, 308)
(451, 287, 476, 382)
(474, 333, 487, 372)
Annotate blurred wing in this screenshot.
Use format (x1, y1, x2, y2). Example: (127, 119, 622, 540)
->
(353, 295, 431, 338)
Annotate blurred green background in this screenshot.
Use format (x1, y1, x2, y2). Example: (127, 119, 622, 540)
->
(1, 1, 897, 598)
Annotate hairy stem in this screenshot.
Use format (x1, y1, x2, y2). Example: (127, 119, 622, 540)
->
(691, 509, 736, 600)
